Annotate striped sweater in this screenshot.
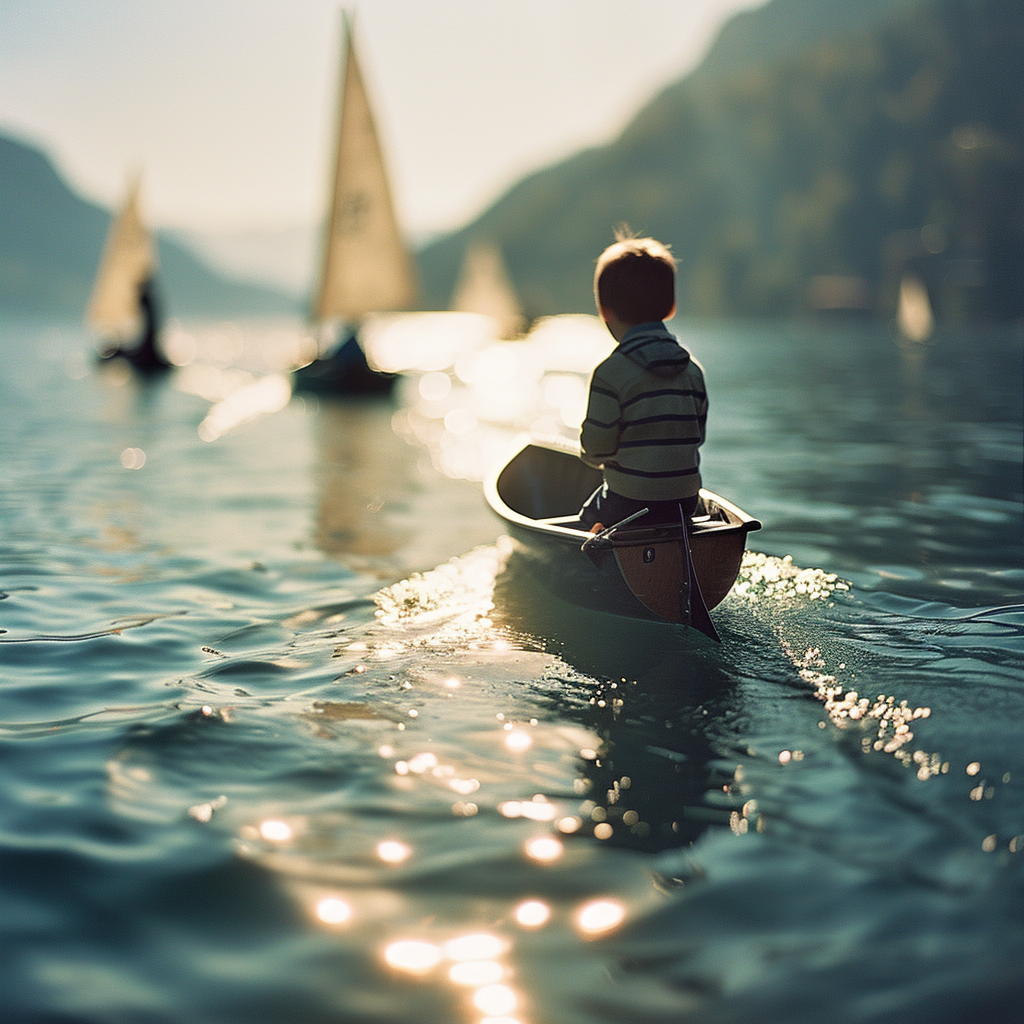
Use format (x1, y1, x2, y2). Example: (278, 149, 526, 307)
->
(580, 321, 707, 501)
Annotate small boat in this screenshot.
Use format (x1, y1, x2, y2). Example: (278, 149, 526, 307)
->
(293, 14, 417, 397)
(485, 437, 761, 640)
(87, 175, 171, 374)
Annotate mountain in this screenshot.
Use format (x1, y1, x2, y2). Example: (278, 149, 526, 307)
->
(0, 133, 299, 318)
(418, 0, 1023, 322)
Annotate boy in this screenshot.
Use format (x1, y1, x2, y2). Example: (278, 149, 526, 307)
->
(579, 233, 707, 528)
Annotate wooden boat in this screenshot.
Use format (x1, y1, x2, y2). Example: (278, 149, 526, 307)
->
(293, 14, 417, 397)
(485, 437, 761, 640)
(87, 175, 171, 374)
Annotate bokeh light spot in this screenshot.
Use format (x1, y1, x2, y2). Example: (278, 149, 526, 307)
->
(444, 933, 509, 962)
(577, 899, 626, 935)
(524, 836, 563, 862)
(473, 984, 518, 1016)
(407, 751, 437, 773)
(514, 900, 551, 928)
(258, 819, 293, 842)
(316, 897, 352, 925)
(384, 940, 442, 974)
(377, 840, 412, 864)
(505, 730, 532, 752)
(418, 371, 452, 402)
(448, 960, 504, 985)
(120, 447, 146, 470)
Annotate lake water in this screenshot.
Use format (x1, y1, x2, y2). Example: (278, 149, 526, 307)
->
(1, 313, 1022, 1024)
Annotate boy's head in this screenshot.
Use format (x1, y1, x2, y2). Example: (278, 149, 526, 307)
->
(594, 232, 676, 326)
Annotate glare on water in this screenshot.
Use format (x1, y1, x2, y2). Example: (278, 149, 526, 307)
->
(1, 315, 1021, 1024)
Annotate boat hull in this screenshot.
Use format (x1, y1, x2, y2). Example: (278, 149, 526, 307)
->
(485, 439, 760, 630)
(292, 335, 396, 397)
(291, 357, 395, 397)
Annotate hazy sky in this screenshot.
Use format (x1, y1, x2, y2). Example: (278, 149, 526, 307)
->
(1, 0, 764, 237)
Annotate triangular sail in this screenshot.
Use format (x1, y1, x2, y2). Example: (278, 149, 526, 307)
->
(87, 175, 156, 336)
(897, 273, 934, 343)
(451, 241, 526, 338)
(314, 17, 416, 324)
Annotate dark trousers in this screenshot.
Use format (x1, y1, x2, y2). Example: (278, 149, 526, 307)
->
(579, 484, 698, 530)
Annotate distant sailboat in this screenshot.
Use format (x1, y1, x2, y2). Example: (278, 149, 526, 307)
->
(293, 14, 417, 396)
(87, 174, 170, 373)
(451, 241, 526, 339)
(897, 273, 934, 343)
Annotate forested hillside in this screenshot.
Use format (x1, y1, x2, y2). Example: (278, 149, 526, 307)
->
(419, 0, 1022, 322)
(0, 134, 297, 318)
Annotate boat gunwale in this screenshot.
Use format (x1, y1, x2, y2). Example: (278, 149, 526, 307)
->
(484, 436, 761, 546)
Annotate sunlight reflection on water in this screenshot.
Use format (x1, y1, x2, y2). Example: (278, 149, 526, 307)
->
(2, 317, 1021, 1024)
(384, 313, 611, 482)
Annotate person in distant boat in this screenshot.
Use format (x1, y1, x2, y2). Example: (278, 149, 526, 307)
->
(101, 276, 171, 373)
(578, 232, 707, 529)
(127, 276, 170, 372)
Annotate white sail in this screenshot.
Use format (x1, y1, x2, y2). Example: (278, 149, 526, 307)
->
(313, 16, 416, 324)
(897, 273, 934, 343)
(87, 174, 156, 337)
(451, 241, 526, 339)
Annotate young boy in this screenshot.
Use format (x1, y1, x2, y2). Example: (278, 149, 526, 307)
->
(579, 233, 707, 528)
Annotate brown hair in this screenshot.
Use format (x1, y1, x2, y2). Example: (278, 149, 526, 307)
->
(594, 230, 676, 325)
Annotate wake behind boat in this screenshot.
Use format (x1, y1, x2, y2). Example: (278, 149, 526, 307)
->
(485, 437, 761, 639)
(293, 14, 417, 397)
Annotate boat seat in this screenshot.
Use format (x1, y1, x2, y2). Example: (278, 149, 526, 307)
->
(538, 512, 719, 530)
(536, 514, 584, 528)
(535, 512, 730, 534)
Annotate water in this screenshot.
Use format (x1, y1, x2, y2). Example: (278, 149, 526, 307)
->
(1, 313, 1021, 1023)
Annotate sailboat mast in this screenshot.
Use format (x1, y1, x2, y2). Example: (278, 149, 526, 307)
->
(313, 14, 416, 326)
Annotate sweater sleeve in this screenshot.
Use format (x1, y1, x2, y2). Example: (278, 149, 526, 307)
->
(696, 369, 708, 446)
(579, 369, 621, 468)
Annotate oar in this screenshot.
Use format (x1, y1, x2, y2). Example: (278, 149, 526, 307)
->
(580, 507, 649, 552)
(579, 504, 720, 641)
(679, 504, 720, 642)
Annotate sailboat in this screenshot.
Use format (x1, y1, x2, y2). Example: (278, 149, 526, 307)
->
(293, 14, 417, 396)
(87, 174, 170, 373)
(897, 273, 934, 344)
(451, 241, 527, 339)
